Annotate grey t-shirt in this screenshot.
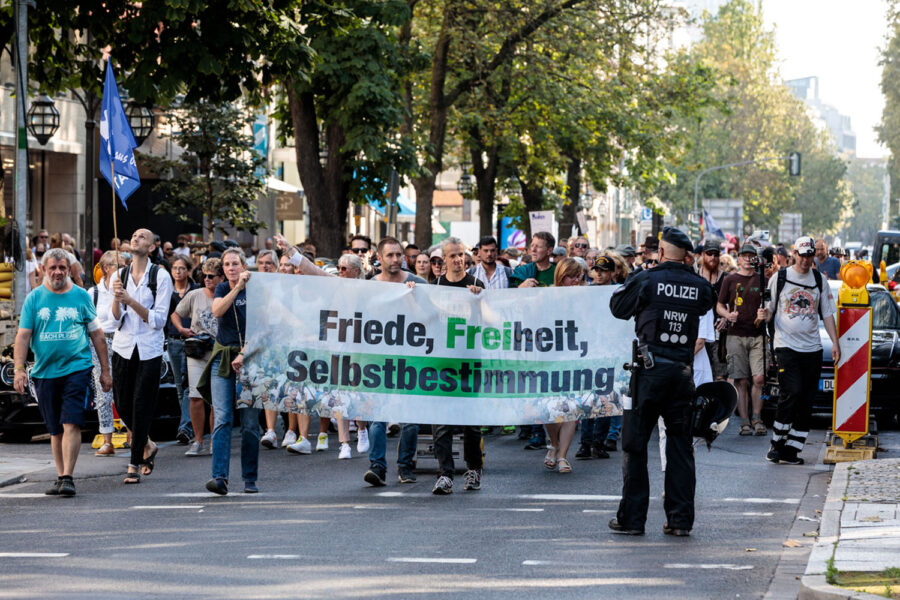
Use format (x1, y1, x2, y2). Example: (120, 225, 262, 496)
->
(764, 267, 837, 352)
(175, 288, 218, 338)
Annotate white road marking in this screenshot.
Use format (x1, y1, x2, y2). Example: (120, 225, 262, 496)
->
(166, 492, 219, 497)
(480, 508, 544, 512)
(742, 512, 775, 516)
(353, 505, 397, 510)
(387, 557, 477, 564)
(665, 563, 753, 570)
(376, 491, 406, 497)
(0, 552, 69, 558)
(722, 498, 800, 505)
(131, 505, 202, 510)
(522, 560, 555, 565)
(583, 509, 616, 514)
(0, 493, 47, 498)
(247, 555, 300, 560)
(517, 494, 621, 501)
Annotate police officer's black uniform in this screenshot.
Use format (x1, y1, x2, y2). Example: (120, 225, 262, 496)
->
(608, 227, 716, 536)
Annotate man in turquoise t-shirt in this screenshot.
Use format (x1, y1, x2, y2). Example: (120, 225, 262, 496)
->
(14, 248, 112, 497)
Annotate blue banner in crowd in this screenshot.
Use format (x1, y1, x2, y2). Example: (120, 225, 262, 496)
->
(99, 61, 141, 208)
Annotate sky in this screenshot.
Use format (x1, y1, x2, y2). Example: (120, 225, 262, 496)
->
(762, 0, 889, 158)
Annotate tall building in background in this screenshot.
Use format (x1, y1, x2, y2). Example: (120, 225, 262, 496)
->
(786, 76, 857, 156)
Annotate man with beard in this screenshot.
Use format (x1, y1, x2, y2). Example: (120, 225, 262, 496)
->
(14, 248, 113, 496)
(696, 239, 727, 381)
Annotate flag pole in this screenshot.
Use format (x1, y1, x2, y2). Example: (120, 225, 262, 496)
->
(112, 161, 119, 267)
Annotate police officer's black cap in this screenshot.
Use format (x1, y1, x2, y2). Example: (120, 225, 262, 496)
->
(660, 227, 692, 252)
(223, 240, 239, 248)
(209, 241, 226, 252)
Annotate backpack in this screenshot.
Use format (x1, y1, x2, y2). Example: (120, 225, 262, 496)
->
(774, 267, 825, 320)
(117, 263, 160, 329)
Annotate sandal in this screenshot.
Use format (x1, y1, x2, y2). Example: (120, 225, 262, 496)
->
(95, 442, 115, 456)
(141, 444, 159, 477)
(557, 458, 572, 474)
(738, 423, 753, 436)
(544, 446, 557, 470)
(752, 420, 767, 436)
(123, 470, 141, 484)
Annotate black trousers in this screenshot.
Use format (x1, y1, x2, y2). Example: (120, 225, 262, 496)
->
(113, 347, 162, 467)
(433, 425, 483, 478)
(618, 361, 696, 531)
(773, 348, 822, 456)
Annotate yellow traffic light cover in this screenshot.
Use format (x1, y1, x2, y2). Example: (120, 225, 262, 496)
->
(841, 261, 870, 290)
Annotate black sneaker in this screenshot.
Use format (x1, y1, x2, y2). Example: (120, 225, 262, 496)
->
(608, 518, 644, 535)
(604, 439, 618, 451)
(175, 429, 192, 445)
(463, 469, 482, 491)
(663, 523, 691, 537)
(398, 468, 417, 484)
(524, 437, 546, 450)
(205, 478, 228, 496)
(592, 443, 610, 459)
(364, 468, 387, 487)
(45, 478, 62, 496)
(779, 452, 805, 465)
(517, 428, 531, 440)
(432, 475, 453, 495)
(575, 443, 592, 459)
(57, 477, 76, 497)
(765, 447, 781, 463)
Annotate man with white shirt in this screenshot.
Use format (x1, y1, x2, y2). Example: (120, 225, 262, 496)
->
(110, 228, 174, 484)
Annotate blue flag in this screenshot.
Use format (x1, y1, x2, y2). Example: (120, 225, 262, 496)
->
(99, 61, 140, 209)
(702, 209, 725, 240)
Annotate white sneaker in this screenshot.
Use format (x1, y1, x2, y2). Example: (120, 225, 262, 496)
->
(338, 443, 352, 460)
(185, 441, 202, 456)
(356, 428, 370, 454)
(261, 429, 277, 449)
(281, 430, 298, 447)
(316, 432, 329, 451)
(349, 421, 358, 433)
(286, 436, 311, 455)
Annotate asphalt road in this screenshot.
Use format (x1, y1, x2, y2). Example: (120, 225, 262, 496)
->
(0, 420, 879, 600)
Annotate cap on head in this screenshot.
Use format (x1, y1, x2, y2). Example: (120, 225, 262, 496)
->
(660, 227, 692, 252)
(739, 243, 758, 256)
(552, 246, 568, 257)
(615, 244, 636, 257)
(794, 236, 815, 257)
(430, 249, 443, 259)
(775, 246, 789, 257)
(701, 239, 722, 253)
(643, 235, 659, 251)
(593, 255, 616, 271)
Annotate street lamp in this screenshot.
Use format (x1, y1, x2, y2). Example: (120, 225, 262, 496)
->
(26, 94, 61, 231)
(457, 162, 473, 197)
(125, 101, 155, 145)
(579, 186, 593, 210)
(26, 94, 60, 145)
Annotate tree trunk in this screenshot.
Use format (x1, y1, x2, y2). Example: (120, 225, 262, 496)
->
(471, 141, 499, 239)
(412, 176, 436, 249)
(560, 157, 581, 238)
(519, 179, 545, 241)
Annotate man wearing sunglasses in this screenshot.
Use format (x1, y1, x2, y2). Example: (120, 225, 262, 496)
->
(696, 239, 728, 381)
(569, 236, 590, 258)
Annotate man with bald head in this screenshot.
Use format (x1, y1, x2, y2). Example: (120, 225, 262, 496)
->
(110, 228, 174, 484)
(608, 227, 716, 537)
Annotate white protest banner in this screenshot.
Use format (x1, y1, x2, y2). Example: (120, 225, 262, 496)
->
(242, 274, 634, 425)
(529, 210, 554, 236)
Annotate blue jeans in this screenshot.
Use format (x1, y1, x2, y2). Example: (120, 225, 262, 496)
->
(597, 415, 623, 441)
(210, 356, 260, 484)
(167, 338, 192, 436)
(367, 422, 418, 472)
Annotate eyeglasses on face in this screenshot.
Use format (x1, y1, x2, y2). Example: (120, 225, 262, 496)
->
(430, 258, 443, 264)
(574, 243, 589, 249)
(203, 273, 218, 279)
(351, 247, 369, 254)
(338, 266, 352, 272)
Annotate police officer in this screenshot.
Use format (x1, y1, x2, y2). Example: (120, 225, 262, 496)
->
(607, 227, 716, 537)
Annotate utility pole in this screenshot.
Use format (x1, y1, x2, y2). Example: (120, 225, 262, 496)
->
(13, 0, 31, 314)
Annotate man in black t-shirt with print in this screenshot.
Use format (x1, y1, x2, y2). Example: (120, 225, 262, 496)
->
(432, 237, 485, 495)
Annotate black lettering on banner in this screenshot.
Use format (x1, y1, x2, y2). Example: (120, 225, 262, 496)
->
(594, 368, 614, 394)
(438, 368, 457, 392)
(310, 360, 328, 384)
(518, 371, 548, 394)
(340, 355, 361, 386)
(482, 370, 515, 393)
(362, 363, 381, 387)
(287, 351, 308, 381)
(398, 359, 416, 390)
(319, 310, 337, 341)
(408, 322, 426, 347)
(419, 367, 438, 392)
(535, 328, 553, 352)
(363, 319, 383, 344)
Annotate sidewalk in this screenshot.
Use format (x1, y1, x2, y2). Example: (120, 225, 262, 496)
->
(802, 457, 900, 600)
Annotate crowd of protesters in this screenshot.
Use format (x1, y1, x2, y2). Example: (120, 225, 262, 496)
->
(15, 224, 856, 497)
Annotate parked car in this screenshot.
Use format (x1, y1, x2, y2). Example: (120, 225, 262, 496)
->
(763, 281, 900, 429)
(0, 344, 181, 443)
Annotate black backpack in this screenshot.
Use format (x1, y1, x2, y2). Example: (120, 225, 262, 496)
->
(117, 263, 160, 329)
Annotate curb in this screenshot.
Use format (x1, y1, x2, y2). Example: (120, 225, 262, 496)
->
(0, 473, 27, 488)
(799, 462, 887, 600)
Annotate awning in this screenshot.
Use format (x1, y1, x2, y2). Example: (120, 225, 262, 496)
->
(267, 177, 303, 194)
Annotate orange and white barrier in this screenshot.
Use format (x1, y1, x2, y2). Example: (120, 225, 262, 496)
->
(832, 306, 872, 441)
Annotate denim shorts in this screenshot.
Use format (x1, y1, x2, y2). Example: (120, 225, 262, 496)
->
(32, 367, 93, 435)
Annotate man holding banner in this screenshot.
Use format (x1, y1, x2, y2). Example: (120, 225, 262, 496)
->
(363, 237, 426, 487)
(608, 227, 716, 537)
(431, 237, 485, 495)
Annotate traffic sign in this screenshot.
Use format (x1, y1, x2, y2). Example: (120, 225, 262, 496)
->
(641, 207, 652, 222)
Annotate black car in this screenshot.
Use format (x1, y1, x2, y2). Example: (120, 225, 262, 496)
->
(0, 346, 181, 443)
(763, 282, 900, 429)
